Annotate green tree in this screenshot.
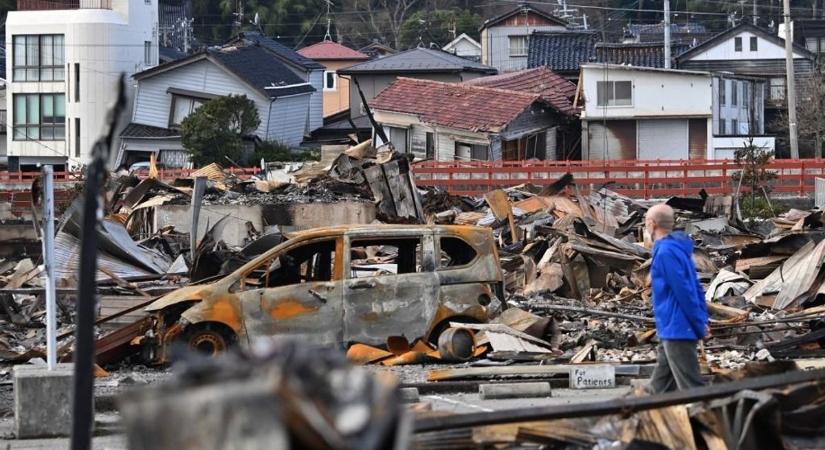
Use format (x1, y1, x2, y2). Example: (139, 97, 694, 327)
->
(181, 95, 260, 166)
(398, 9, 481, 49)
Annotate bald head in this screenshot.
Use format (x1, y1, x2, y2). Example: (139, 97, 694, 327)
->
(645, 204, 675, 241)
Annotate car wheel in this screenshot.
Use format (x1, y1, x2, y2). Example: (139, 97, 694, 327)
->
(183, 324, 234, 357)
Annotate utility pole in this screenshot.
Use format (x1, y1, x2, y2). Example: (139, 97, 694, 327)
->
(41, 165, 56, 370)
(664, 0, 671, 69)
(753, 0, 758, 26)
(784, 0, 800, 159)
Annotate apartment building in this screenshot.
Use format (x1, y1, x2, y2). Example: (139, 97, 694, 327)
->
(5, 0, 158, 171)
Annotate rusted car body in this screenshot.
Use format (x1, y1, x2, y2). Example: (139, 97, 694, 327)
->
(140, 225, 504, 363)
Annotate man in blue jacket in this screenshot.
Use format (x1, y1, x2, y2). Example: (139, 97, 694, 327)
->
(646, 204, 709, 393)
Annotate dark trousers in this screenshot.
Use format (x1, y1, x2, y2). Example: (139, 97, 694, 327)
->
(650, 340, 704, 394)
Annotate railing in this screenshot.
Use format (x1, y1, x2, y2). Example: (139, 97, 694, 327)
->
(0, 166, 260, 186)
(17, 0, 112, 10)
(413, 159, 825, 198)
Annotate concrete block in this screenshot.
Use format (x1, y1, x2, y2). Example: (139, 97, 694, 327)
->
(479, 382, 552, 400)
(14, 363, 75, 438)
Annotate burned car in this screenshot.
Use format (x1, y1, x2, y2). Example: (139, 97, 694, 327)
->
(140, 225, 504, 363)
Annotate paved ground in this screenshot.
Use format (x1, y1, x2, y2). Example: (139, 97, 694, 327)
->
(0, 365, 635, 448)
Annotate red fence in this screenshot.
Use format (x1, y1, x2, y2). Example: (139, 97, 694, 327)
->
(0, 167, 259, 186)
(412, 159, 825, 198)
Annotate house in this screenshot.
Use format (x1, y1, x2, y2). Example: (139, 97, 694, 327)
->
(527, 31, 597, 80)
(479, 3, 568, 73)
(369, 77, 565, 161)
(676, 23, 815, 155)
(118, 43, 315, 168)
(226, 31, 325, 133)
(297, 40, 369, 118)
(442, 33, 482, 62)
(789, 19, 825, 57)
(5, 0, 158, 171)
(594, 42, 691, 68)
(336, 47, 496, 126)
(579, 64, 713, 161)
(359, 42, 396, 59)
(463, 66, 580, 157)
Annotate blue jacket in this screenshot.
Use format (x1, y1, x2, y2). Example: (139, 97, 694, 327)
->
(651, 232, 709, 341)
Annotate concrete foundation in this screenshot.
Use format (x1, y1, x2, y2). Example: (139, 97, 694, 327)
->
(479, 382, 552, 400)
(13, 363, 75, 438)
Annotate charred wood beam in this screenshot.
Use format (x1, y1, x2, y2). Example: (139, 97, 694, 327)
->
(413, 368, 825, 433)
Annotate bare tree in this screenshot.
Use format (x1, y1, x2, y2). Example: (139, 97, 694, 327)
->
(339, 0, 420, 49)
(792, 69, 825, 157)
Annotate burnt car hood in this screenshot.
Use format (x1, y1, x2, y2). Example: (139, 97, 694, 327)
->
(145, 283, 216, 312)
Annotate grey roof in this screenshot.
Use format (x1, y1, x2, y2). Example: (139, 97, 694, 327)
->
(208, 45, 315, 98)
(527, 31, 598, 74)
(120, 123, 180, 138)
(159, 46, 187, 63)
(627, 22, 708, 43)
(229, 31, 325, 71)
(133, 45, 315, 99)
(338, 47, 496, 75)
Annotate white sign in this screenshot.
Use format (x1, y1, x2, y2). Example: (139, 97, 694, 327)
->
(569, 365, 616, 389)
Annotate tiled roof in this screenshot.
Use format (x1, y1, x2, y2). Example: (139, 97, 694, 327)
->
(370, 77, 540, 133)
(338, 47, 496, 75)
(120, 123, 180, 138)
(209, 45, 315, 98)
(527, 31, 598, 73)
(628, 22, 708, 43)
(463, 67, 577, 116)
(594, 42, 691, 68)
(229, 31, 325, 70)
(297, 40, 369, 60)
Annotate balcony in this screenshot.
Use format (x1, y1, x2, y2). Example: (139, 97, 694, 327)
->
(17, 0, 112, 10)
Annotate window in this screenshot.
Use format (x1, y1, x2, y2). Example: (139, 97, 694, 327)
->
(13, 94, 65, 141)
(718, 118, 726, 135)
(596, 81, 632, 106)
(349, 238, 423, 278)
(731, 119, 738, 134)
(144, 41, 152, 65)
(750, 36, 758, 51)
(734, 37, 742, 52)
(385, 126, 408, 153)
(75, 118, 80, 157)
(731, 81, 738, 106)
(439, 237, 476, 268)
(324, 71, 337, 91)
(425, 132, 434, 159)
(169, 95, 206, 128)
(241, 240, 336, 289)
(455, 142, 489, 160)
(74, 63, 80, 102)
(719, 79, 726, 105)
(509, 35, 528, 57)
(13, 34, 64, 81)
(769, 77, 785, 101)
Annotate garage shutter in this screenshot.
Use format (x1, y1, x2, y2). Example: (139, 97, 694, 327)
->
(587, 120, 636, 160)
(638, 119, 688, 160)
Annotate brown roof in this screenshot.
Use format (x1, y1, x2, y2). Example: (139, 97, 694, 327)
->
(297, 40, 370, 61)
(370, 77, 541, 133)
(463, 67, 577, 116)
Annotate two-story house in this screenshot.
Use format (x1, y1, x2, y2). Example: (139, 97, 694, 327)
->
(676, 23, 815, 155)
(297, 40, 369, 118)
(5, 0, 158, 171)
(480, 3, 568, 73)
(118, 43, 315, 168)
(579, 64, 713, 160)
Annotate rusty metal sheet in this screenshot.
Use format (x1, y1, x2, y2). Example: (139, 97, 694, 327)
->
(346, 343, 394, 364)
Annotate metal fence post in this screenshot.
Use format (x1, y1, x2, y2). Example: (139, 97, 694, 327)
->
(41, 166, 57, 370)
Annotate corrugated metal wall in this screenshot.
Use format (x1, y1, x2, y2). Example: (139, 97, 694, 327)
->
(638, 119, 688, 160)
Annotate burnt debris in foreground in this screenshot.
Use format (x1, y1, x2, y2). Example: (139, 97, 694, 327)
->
(3, 141, 825, 448)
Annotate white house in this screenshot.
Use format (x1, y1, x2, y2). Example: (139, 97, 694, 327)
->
(480, 3, 567, 73)
(580, 64, 713, 160)
(442, 33, 482, 62)
(119, 43, 315, 168)
(711, 74, 775, 159)
(5, 0, 158, 171)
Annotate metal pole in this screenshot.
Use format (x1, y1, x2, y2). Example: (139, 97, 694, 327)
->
(753, 0, 758, 26)
(664, 0, 671, 69)
(190, 176, 206, 256)
(784, 0, 800, 159)
(41, 165, 57, 370)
